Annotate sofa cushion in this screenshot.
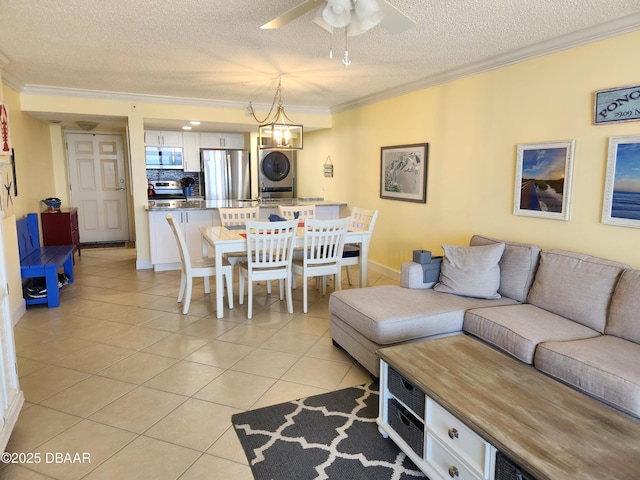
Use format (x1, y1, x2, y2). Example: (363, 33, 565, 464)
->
(470, 235, 541, 303)
(464, 304, 600, 363)
(433, 243, 505, 299)
(606, 268, 640, 344)
(526, 250, 628, 333)
(535, 335, 640, 418)
(329, 285, 517, 345)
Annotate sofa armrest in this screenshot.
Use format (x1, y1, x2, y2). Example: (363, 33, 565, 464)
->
(401, 261, 437, 289)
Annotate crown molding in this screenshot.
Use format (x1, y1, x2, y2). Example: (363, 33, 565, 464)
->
(331, 12, 640, 113)
(19, 84, 331, 116)
(1, 70, 25, 93)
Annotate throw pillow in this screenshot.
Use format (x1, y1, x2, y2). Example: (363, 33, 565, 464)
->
(434, 243, 505, 299)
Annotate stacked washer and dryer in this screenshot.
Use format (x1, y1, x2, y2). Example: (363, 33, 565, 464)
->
(258, 150, 296, 199)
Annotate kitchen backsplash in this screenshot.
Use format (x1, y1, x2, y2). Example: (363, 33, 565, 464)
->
(147, 169, 203, 197)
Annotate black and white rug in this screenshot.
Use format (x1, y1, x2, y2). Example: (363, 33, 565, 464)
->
(231, 383, 426, 480)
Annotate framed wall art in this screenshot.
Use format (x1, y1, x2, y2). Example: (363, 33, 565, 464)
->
(380, 143, 429, 203)
(513, 140, 575, 221)
(0, 160, 14, 218)
(602, 135, 640, 228)
(0, 102, 11, 156)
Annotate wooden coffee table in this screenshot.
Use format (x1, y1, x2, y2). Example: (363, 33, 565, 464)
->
(377, 334, 640, 480)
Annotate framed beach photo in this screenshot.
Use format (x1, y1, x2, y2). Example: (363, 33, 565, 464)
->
(602, 135, 640, 228)
(380, 143, 429, 203)
(513, 140, 575, 221)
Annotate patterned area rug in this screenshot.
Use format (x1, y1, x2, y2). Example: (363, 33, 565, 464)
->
(232, 383, 426, 480)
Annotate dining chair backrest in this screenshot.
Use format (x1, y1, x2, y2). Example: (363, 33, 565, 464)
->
(245, 219, 298, 272)
(278, 204, 316, 221)
(166, 213, 191, 269)
(349, 207, 378, 233)
(301, 217, 350, 267)
(342, 207, 379, 286)
(219, 207, 259, 226)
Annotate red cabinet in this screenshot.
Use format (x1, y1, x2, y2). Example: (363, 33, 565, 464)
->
(41, 208, 81, 256)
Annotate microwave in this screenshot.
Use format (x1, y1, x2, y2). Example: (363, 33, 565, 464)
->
(145, 147, 183, 169)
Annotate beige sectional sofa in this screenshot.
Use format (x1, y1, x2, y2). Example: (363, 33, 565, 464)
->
(329, 235, 640, 419)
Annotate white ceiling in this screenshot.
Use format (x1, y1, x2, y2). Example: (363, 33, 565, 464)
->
(1, 0, 640, 128)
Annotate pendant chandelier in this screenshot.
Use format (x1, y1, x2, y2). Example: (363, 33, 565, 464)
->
(248, 77, 303, 150)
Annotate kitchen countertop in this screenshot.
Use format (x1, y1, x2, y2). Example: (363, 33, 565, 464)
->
(146, 197, 346, 211)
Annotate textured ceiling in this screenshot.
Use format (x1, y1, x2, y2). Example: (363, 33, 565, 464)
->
(1, 0, 639, 114)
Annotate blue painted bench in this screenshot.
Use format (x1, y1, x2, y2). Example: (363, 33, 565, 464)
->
(17, 213, 75, 308)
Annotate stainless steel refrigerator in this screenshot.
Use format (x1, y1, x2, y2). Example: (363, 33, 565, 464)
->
(201, 150, 251, 200)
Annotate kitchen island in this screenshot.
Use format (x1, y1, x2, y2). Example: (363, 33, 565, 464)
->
(147, 198, 348, 270)
(147, 197, 344, 211)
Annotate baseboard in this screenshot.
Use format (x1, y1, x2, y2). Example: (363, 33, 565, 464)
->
(12, 301, 26, 327)
(368, 260, 400, 282)
(136, 259, 153, 270)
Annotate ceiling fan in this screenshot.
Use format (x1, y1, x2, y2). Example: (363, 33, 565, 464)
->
(261, 0, 416, 36)
(261, 0, 416, 66)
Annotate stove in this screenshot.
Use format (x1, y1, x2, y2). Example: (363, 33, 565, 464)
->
(148, 180, 185, 199)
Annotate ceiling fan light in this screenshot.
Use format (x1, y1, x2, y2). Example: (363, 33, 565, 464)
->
(323, 0, 352, 28)
(312, 6, 333, 33)
(354, 0, 381, 18)
(351, 0, 383, 34)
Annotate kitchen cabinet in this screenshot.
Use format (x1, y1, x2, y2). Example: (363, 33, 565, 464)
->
(182, 132, 201, 172)
(145, 130, 183, 147)
(41, 208, 81, 257)
(200, 132, 244, 149)
(149, 210, 216, 270)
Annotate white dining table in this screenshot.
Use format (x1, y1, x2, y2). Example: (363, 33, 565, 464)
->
(200, 225, 370, 318)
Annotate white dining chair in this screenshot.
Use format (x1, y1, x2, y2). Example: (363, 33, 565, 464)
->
(291, 217, 350, 313)
(277, 204, 316, 221)
(238, 219, 297, 319)
(218, 206, 260, 269)
(166, 213, 233, 314)
(277, 204, 316, 287)
(342, 207, 379, 286)
(219, 207, 260, 228)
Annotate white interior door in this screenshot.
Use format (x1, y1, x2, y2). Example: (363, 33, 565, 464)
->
(67, 133, 130, 243)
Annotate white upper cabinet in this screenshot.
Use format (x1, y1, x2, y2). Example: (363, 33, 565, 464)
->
(200, 133, 245, 149)
(182, 132, 201, 172)
(145, 130, 183, 147)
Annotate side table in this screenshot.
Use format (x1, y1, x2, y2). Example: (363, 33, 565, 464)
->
(41, 208, 81, 257)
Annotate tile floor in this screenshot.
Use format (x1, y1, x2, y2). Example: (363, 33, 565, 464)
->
(2, 246, 397, 480)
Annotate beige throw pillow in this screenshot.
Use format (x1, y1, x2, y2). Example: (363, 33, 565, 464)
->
(434, 243, 505, 299)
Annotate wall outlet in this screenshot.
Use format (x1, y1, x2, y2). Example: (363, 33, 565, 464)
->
(322, 183, 326, 191)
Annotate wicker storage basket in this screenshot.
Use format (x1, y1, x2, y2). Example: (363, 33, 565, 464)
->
(495, 451, 535, 480)
(388, 398, 424, 457)
(388, 367, 425, 420)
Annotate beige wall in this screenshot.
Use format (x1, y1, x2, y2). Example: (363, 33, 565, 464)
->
(2, 86, 57, 219)
(0, 83, 54, 318)
(298, 30, 640, 270)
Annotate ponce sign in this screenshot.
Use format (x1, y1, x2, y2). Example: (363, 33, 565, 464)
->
(595, 84, 640, 124)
